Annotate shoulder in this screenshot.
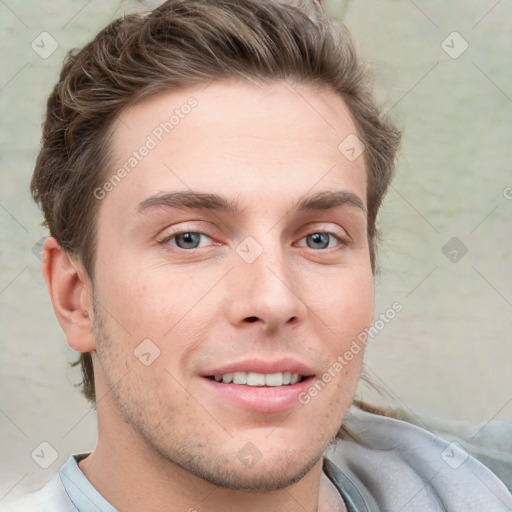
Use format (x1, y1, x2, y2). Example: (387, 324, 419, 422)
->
(324, 406, 512, 511)
(1, 473, 76, 512)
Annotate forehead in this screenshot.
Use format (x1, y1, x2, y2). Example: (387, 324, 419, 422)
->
(102, 80, 366, 214)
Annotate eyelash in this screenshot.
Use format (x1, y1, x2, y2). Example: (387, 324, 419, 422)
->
(157, 230, 347, 251)
(159, 231, 215, 250)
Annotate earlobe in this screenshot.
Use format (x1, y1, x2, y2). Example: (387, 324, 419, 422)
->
(42, 236, 96, 353)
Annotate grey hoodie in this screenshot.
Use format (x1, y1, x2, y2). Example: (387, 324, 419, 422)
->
(324, 407, 512, 511)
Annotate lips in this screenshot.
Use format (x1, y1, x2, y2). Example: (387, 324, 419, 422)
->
(199, 357, 316, 413)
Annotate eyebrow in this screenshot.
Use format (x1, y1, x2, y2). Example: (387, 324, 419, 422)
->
(136, 191, 242, 215)
(135, 190, 366, 217)
(294, 190, 366, 216)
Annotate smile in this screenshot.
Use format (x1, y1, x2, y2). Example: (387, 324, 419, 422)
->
(209, 371, 305, 386)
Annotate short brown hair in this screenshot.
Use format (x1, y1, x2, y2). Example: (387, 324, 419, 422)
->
(32, 0, 400, 405)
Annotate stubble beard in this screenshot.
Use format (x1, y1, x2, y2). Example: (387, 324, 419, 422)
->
(91, 298, 338, 492)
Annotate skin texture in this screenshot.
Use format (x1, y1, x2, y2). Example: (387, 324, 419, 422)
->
(43, 80, 373, 512)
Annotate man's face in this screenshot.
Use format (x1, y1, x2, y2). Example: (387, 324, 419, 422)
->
(90, 80, 373, 490)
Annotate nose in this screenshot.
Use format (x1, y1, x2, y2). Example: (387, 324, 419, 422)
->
(226, 246, 307, 332)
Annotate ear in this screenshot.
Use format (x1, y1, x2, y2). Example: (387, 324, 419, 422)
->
(42, 236, 96, 352)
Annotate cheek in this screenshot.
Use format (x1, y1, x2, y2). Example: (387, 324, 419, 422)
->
(96, 267, 181, 334)
(94, 267, 222, 374)
(313, 266, 374, 345)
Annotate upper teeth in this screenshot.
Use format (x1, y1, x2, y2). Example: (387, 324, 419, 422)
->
(214, 372, 301, 386)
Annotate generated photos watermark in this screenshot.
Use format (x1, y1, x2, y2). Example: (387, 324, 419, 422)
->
(298, 301, 403, 405)
(93, 96, 198, 200)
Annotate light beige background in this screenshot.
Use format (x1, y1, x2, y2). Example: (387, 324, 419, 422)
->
(1, 0, 511, 500)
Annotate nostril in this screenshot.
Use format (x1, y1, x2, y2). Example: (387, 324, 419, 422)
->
(245, 316, 259, 323)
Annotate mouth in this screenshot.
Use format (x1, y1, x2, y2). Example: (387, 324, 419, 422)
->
(206, 371, 309, 387)
(199, 357, 316, 413)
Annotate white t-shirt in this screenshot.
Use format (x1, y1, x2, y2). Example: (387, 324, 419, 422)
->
(3, 408, 511, 511)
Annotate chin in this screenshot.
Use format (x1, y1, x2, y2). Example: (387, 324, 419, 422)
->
(170, 447, 323, 491)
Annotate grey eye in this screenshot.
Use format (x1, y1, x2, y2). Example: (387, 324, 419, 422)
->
(174, 232, 202, 249)
(306, 233, 331, 249)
